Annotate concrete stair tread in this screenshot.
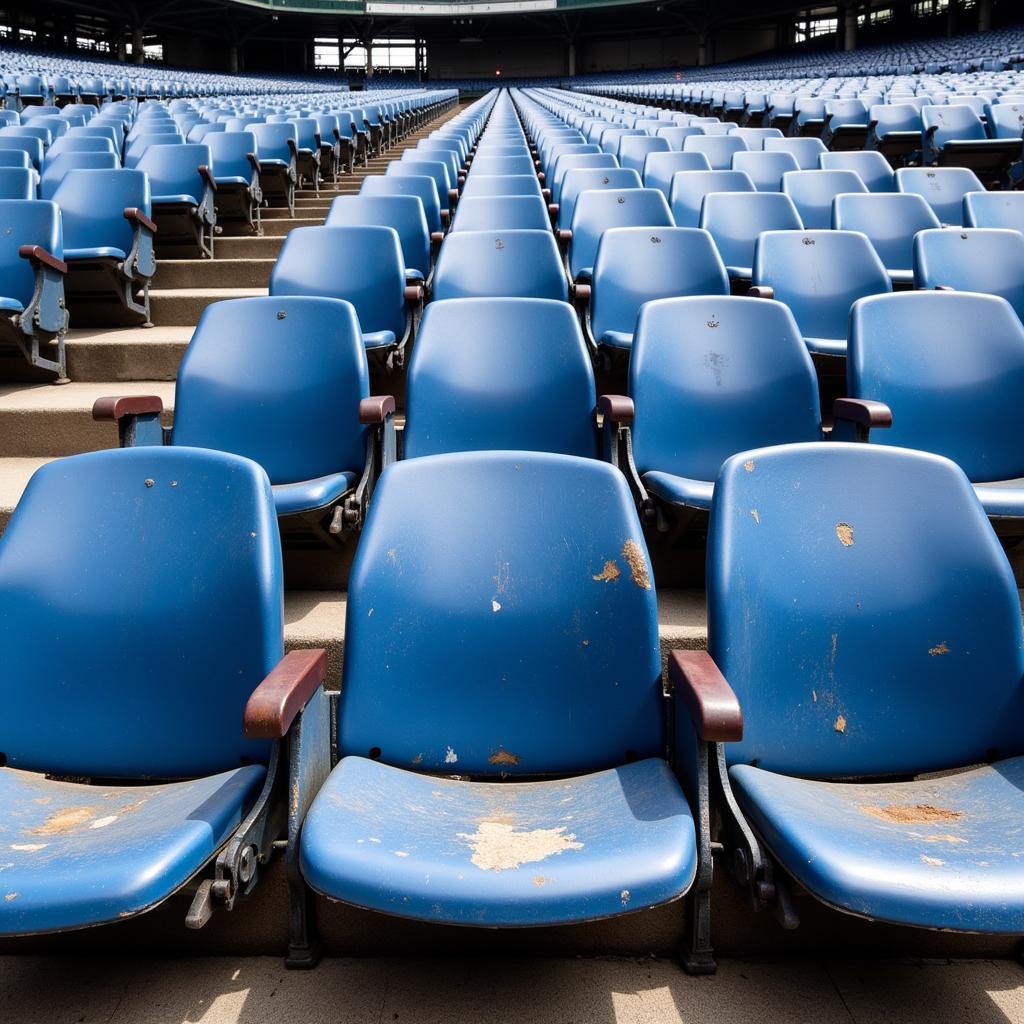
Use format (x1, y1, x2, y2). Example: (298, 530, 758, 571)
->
(0, 379, 176, 410)
(149, 287, 268, 298)
(66, 326, 193, 344)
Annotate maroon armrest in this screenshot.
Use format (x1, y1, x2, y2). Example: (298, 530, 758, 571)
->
(598, 394, 635, 425)
(198, 164, 218, 192)
(19, 244, 67, 274)
(557, 229, 572, 245)
(548, 202, 559, 219)
(574, 282, 591, 303)
(404, 284, 424, 306)
(833, 398, 892, 431)
(934, 284, 956, 292)
(542, 188, 552, 203)
(748, 285, 774, 299)
(124, 207, 157, 233)
(92, 395, 164, 421)
(243, 648, 328, 739)
(537, 171, 546, 183)
(440, 209, 450, 226)
(430, 230, 444, 245)
(669, 650, 743, 743)
(448, 188, 459, 206)
(359, 395, 396, 424)
(247, 152, 260, 173)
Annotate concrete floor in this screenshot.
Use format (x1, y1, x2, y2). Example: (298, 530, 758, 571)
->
(2, 955, 1022, 1024)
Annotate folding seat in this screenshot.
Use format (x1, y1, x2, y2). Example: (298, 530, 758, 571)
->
(249, 122, 298, 216)
(0, 134, 43, 172)
(469, 154, 535, 177)
(598, 296, 879, 519)
(95, 296, 393, 536)
(763, 136, 828, 170)
(791, 96, 828, 137)
(600, 127, 645, 154)
(403, 298, 598, 459)
(361, 173, 444, 234)
(640, 150, 710, 197)
(555, 166, 642, 231)
(751, 230, 892, 356)
(922, 104, 1021, 184)
(0, 110, 18, 128)
(700, 192, 803, 281)
(415, 138, 465, 180)
(39, 151, 119, 200)
(782, 169, 868, 230)
(766, 93, 796, 133)
(406, 146, 460, 192)
(52, 169, 156, 327)
(206, 131, 262, 235)
(450, 194, 550, 233)
(986, 102, 1024, 141)
(682, 134, 749, 170)
(0, 198, 67, 381)
(0, 166, 34, 200)
(833, 192, 941, 286)
(388, 158, 456, 218)
(564, 187, 674, 284)
(963, 189, 1024, 232)
(14, 76, 46, 109)
(135, 143, 217, 259)
(326, 195, 432, 283)
(698, 122, 734, 137)
(896, 166, 985, 225)
(549, 152, 618, 206)
(0, 444, 316, 937)
(68, 124, 122, 155)
(46, 134, 118, 162)
(287, 448, 710, 969)
(333, 109, 367, 171)
(290, 118, 322, 192)
(459, 173, 543, 200)
(270, 225, 419, 363)
(818, 150, 895, 192)
(731, 127, 784, 150)
(585, 227, 728, 353)
(432, 229, 568, 302)
(618, 134, 670, 175)
(821, 98, 870, 150)
(732, 149, 800, 192)
(27, 115, 68, 144)
(913, 227, 1024, 322)
(669, 169, 755, 228)
(655, 125, 706, 150)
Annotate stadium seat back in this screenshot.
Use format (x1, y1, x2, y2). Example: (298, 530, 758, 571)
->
(897, 166, 986, 225)
(0, 166, 34, 200)
(700, 191, 803, 274)
(782, 169, 867, 229)
(832, 192, 940, 274)
(557, 166, 642, 230)
(618, 134, 670, 174)
(763, 136, 827, 170)
(963, 190, 1024, 232)
(819, 150, 895, 192)
(732, 149, 800, 191)
(669, 169, 755, 227)
(136, 143, 212, 203)
(53, 168, 151, 256)
(451, 194, 549, 232)
(683, 133, 749, 170)
(326, 194, 430, 280)
(0, 198, 62, 307)
(39, 151, 119, 200)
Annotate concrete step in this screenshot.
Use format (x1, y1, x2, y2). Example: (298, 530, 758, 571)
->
(262, 205, 328, 220)
(0, 381, 176, 458)
(260, 217, 324, 236)
(214, 234, 285, 259)
(156, 258, 276, 290)
(65, 325, 191, 381)
(151, 287, 267, 326)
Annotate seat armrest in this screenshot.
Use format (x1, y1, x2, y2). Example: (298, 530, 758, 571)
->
(440, 209, 450, 226)
(548, 202, 559, 221)
(243, 649, 328, 739)
(598, 393, 635, 425)
(404, 284, 424, 307)
(359, 395, 396, 424)
(247, 152, 260, 173)
(19, 244, 66, 273)
(934, 284, 956, 291)
(124, 206, 157, 233)
(557, 229, 572, 246)
(430, 230, 444, 245)
(92, 395, 164, 420)
(748, 285, 773, 299)
(669, 650, 743, 742)
(199, 164, 217, 192)
(832, 398, 892, 442)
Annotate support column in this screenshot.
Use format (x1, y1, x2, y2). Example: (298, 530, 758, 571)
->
(229, 44, 240, 73)
(947, 0, 957, 37)
(696, 31, 708, 67)
(844, 4, 857, 50)
(979, 0, 993, 33)
(365, 39, 374, 78)
(131, 24, 144, 64)
(567, 39, 577, 77)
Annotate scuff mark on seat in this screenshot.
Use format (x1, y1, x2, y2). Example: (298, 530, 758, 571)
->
(835, 522, 854, 547)
(860, 804, 963, 824)
(621, 540, 651, 589)
(928, 642, 950, 657)
(458, 822, 583, 872)
(488, 749, 520, 766)
(28, 806, 98, 836)
(592, 560, 621, 583)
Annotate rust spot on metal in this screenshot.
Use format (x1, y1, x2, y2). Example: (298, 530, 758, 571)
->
(835, 522, 854, 547)
(29, 805, 98, 836)
(860, 804, 963, 824)
(592, 560, 621, 583)
(621, 540, 651, 589)
(834, 715, 847, 733)
(488, 749, 520, 766)
(928, 642, 950, 657)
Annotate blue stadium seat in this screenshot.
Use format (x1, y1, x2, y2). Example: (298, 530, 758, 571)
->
(913, 227, 1024, 322)
(752, 230, 892, 356)
(0, 149, 31, 170)
(0, 166, 34, 199)
(136, 143, 217, 258)
(792, 96, 828, 137)
(586, 227, 728, 351)
(361, 172, 444, 234)
(52, 168, 156, 327)
(0, 134, 43, 171)
(250, 122, 298, 216)
(683, 133, 749, 170)
(450, 194, 550, 232)
(848, 290, 1024, 521)
(819, 150, 895, 192)
(469, 153, 536, 176)
(206, 131, 262, 234)
(124, 131, 184, 168)
(404, 298, 598, 458)
(555, 166, 642, 231)
(868, 103, 924, 166)
(39, 150, 119, 200)
(459, 173, 543, 199)
(732, 149, 800, 191)
(922, 103, 1021, 183)
(46, 134, 118, 162)
(782, 169, 867, 230)
(0, 198, 67, 380)
(388, 158, 456, 215)
(669, 169, 755, 227)
(896, 166, 985, 226)
(963, 190, 1024, 232)
(731, 127, 784, 149)
(327, 194, 432, 282)
(833, 192, 941, 285)
(95, 296, 391, 533)
(293, 451, 701, 961)
(432, 229, 568, 302)
(566, 186, 674, 282)
(0, 445, 311, 936)
(618, 134, 670, 174)
(700, 191, 803, 279)
(654, 125, 707, 150)
(822, 98, 870, 150)
(763, 135, 827, 170)
(291, 118, 322, 192)
(642, 150, 712, 196)
(705, 440, 1024, 934)
(270, 225, 419, 363)
(610, 295, 827, 515)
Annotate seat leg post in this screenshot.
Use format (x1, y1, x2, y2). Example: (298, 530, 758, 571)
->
(285, 866, 322, 969)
